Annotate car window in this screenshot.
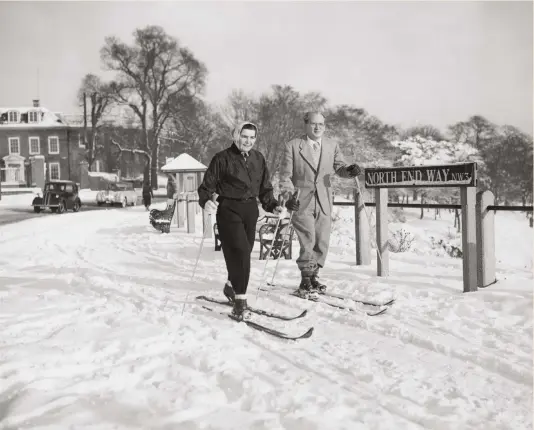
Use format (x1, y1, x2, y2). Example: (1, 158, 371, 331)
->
(65, 184, 73, 193)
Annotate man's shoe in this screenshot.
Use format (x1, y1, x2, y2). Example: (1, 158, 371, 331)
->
(310, 274, 327, 293)
(294, 276, 318, 299)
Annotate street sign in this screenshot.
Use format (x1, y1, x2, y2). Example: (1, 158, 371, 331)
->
(364, 162, 477, 188)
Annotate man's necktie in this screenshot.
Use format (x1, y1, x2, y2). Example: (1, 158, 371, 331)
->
(311, 142, 320, 167)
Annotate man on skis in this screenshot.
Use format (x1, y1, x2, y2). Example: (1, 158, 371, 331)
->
(279, 111, 362, 299)
(198, 121, 285, 320)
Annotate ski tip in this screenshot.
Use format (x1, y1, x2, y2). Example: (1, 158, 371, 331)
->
(370, 308, 388, 316)
(298, 309, 308, 318)
(301, 327, 314, 338)
(195, 295, 207, 300)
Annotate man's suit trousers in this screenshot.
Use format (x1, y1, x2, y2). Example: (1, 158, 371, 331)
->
(291, 194, 332, 276)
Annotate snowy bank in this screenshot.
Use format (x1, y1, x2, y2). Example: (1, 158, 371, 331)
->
(0, 205, 531, 429)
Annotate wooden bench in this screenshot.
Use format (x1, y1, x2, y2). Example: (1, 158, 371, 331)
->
(149, 200, 177, 234)
(213, 216, 267, 252)
(214, 215, 294, 258)
(258, 219, 295, 260)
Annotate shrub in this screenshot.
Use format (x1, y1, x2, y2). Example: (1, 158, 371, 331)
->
(430, 236, 463, 258)
(388, 229, 415, 253)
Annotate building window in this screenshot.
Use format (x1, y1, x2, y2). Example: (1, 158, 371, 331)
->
(29, 137, 40, 155)
(48, 136, 59, 154)
(94, 160, 101, 172)
(78, 132, 85, 148)
(8, 111, 19, 123)
(49, 162, 60, 180)
(28, 111, 39, 123)
(8, 137, 20, 154)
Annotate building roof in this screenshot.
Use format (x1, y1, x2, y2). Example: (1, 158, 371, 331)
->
(161, 153, 207, 172)
(0, 106, 66, 128)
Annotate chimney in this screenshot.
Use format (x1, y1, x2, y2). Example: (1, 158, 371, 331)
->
(32, 99, 40, 108)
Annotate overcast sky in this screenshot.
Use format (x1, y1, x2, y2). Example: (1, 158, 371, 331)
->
(0, 1, 531, 134)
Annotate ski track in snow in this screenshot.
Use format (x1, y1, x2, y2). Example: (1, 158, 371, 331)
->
(0, 207, 531, 430)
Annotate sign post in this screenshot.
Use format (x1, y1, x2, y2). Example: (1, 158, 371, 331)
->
(364, 162, 478, 293)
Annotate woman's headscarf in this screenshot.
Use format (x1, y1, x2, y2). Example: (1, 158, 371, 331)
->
(232, 121, 258, 143)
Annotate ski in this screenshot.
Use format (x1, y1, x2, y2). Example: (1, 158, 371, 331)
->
(200, 305, 314, 340)
(196, 295, 308, 321)
(263, 284, 395, 308)
(319, 291, 395, 308)
(289, 292, 388, 316)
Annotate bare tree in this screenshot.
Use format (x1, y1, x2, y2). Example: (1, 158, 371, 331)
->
(219, 89, 258, 127)
(401, 124, 445, 141)
(77, 74, 114, 170)
(100, 25, 207, 187)
(326, 105, 398, 196)
(255, 85, 327, 176)
(447, 115, 497, 149)
(163, 94, 225, 162)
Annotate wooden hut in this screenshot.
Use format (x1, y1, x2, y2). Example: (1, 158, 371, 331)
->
(161, 154, 208, 226)
(161, 153, 207, 193)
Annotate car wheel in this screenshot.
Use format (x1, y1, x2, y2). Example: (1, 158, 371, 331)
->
(121, 197, 127, 208)
(57, 201, 66, 214)
(73, 201, 80, 212)
(34, 206, 41, 213)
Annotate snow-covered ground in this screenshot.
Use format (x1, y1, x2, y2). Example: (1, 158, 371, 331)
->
(0, 202, 531, 429)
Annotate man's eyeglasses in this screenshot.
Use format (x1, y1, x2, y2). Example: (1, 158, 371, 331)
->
(309, 123, 325, 128)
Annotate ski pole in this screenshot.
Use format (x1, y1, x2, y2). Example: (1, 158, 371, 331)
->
(256, 189, 300, 300)
(354, 176, 384, 266)
(267, 201, 299, 287)
(190, 194, 218, 281)
(260, 195, 285, 280)
(266, 189, 300, 286)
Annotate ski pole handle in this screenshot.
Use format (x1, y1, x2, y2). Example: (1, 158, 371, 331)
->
(287, 188, 300, 213)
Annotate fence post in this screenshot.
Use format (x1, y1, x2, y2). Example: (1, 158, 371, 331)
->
(186, 192, 196, 233)
(177, 192, 186, 228)
(171, 198, 178, 225)
(354, 188, 370, 265)
(461, 187, 478, 292)
(375, 188, 389, 276)
(476, 190, 496, 288)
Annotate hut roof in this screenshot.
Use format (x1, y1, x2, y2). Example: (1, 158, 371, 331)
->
(161, 154, 207, 172)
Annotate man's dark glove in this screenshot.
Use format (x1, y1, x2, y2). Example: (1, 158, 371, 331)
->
(285, 196, 300, 212)
(347, 164, 362, 177)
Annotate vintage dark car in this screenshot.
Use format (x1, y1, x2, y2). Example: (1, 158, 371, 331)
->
(32, 180, 82, 214)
